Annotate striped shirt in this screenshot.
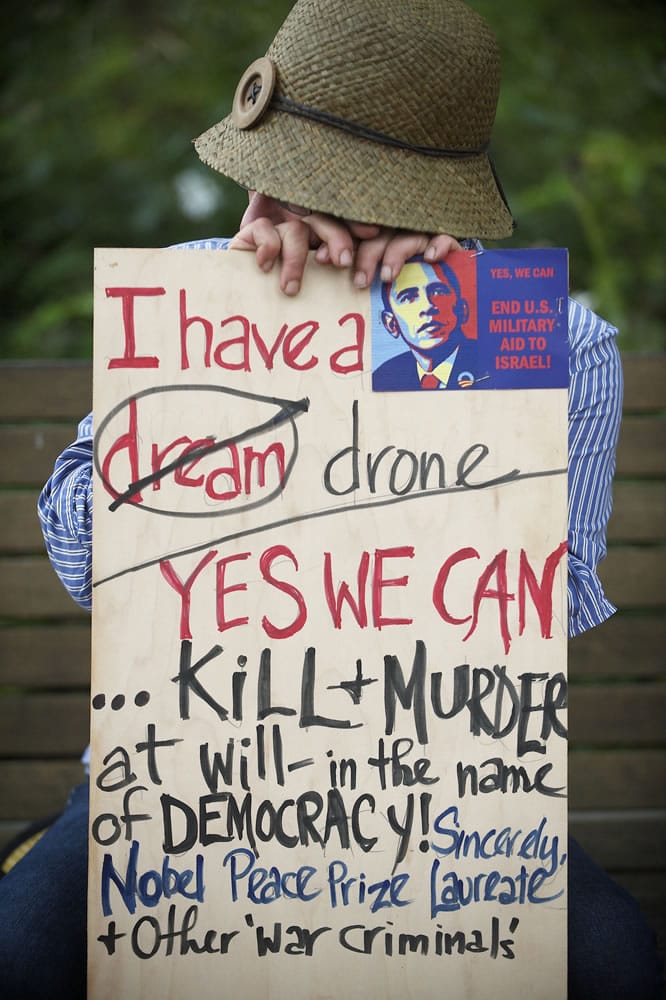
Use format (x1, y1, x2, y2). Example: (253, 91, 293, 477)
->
(38, 237, 622, 640)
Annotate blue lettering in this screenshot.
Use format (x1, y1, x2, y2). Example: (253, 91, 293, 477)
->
(101, 840, 205, 916)
(429, 857, 564, 917)
(223, 848, 320, 904)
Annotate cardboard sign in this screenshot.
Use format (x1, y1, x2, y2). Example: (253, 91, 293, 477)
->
(89, 247, 569, 999)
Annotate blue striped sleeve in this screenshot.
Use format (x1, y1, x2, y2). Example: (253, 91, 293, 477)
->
(38, 413, 94, 611)
(168, 237, 232, 251)
(567, 298, 622, 638)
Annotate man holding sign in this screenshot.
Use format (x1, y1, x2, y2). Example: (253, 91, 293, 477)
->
(1, 1, 661, 998)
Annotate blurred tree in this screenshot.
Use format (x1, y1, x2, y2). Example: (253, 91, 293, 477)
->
(476, 0, 666, 350)
(1, 0, 664, 357)
(1, 0, 292, 357)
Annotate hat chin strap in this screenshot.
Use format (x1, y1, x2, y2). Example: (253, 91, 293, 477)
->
(271, 94, 489, 159)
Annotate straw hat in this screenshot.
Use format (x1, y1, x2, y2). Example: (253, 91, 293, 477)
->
(194, 0, 514, 239)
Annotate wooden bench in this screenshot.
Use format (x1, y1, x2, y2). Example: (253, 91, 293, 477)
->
(0, 357, 664, 952)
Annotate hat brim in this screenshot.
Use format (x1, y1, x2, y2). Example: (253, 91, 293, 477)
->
(195, 108, 514, 241)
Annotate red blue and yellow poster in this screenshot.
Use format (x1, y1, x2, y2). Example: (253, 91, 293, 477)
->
(372, 248, 568, 391)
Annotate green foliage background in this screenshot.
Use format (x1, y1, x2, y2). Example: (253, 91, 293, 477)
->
(2, 0, 664, 357)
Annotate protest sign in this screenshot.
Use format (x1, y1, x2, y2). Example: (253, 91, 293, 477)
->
(89, 246, 569, 998)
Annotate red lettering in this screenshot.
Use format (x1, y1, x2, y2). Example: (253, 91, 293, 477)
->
(490, 299, 521, 315)
(518, 541, 568, 638)
(180, 289, 214, 369)
(106, 287, 164, 368)
(205, 445, 242, 501)
(141, 427, 284, 502)
(100, 397, 142, 504)
(167, 297, 363, 374)
(372, 547, 414, 628)
(174, 439, 216, 488)
(243, 443, 286, 492)
(150, 436, 213, 490)
(159, 550, 218, 640)
(283, 321, 318, 370)
(330, 313, 365, 373)
(431, 547, 478, 625)
(215, 552, 251, 633)
(213, 314, 252, 371)
(323, 551, 370, 629)
(251, 322, 288, 369)
(464, 549, 515, 654)
(260, 545, 307, 639)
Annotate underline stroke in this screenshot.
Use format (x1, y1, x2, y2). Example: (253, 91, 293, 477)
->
(92, 465, 567, 589)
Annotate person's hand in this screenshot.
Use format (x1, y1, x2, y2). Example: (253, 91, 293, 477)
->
(230, 192, 461, 296)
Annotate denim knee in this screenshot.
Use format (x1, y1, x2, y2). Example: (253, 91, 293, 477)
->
(567, 836, 663, 999)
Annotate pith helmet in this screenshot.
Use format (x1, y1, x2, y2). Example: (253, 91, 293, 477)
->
(195, 0, 513, 239)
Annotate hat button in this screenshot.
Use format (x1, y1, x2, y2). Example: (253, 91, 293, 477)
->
(231, 57, 277, 130)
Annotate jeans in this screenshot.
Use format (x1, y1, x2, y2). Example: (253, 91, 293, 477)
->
(0, 782, 88, 1000)
(0, 782, 662, 999)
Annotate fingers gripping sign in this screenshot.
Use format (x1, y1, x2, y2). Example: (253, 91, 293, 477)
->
(230, 191, 462, 296)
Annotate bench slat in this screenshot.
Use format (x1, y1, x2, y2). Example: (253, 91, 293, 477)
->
(621, 355, 666, 413)
(7, 614, 661, 690)
(0, 426, 81, 486)
(0, 625, 91, 687)
(0, 694, 89, 756)
(570, 683, 666, 746)
(0, 363, 91, 420)
(0, 557, 88, 618)
(570, 750, 666, 809)
(0, 760, 85, 819)
(1, 546, 663, 618)
(0, 490, 43, 553)
(599, 546, 666, 608)
(0, 356, 662, 418)
(1, 747, 662, 817)
(568, 615, 665, 679)
(615, 416, 666, 478)
(2, 418, 662, 482)
(0, 686, 661, 754)
(569, 811, 666, 871)
(2, 483, 663, 555)
(607, 482, 666, 543)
